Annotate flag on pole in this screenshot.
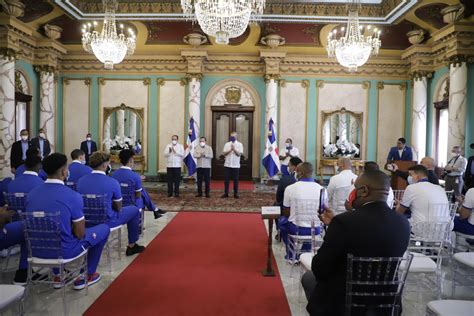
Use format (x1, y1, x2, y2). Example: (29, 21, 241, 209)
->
(262, 118, 280, 177)
(183, 117, 198, 176)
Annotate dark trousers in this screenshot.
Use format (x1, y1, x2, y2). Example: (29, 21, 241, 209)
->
(197, 168, 211, 195)
(224, 167, 239, 195)
(167, 167, 181, 195)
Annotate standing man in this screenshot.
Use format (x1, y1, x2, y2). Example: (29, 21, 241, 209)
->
(10, 129, 30, 173)
(80, 133, 98, 166)
(279, 138, 300, 176)
(387, 137, 413, 162)
(465, 143, 474, 191)
(221, 132, 243, 199)
(193, 137, 213, 198)
(31, 128, 51, 159)
(444, 145, 468, 197)
(164, 135, 184, 197)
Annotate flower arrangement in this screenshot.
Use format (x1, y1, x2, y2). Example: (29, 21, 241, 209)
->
(323, 139, 360, 158)
(103, 135, 133, 153)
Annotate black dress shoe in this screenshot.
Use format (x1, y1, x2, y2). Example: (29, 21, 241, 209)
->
(167, 193, 173, 197)
(153, 208, 167, 219)
(174, 194, 180, 198)
(234, 194, 240, 199)
(196, 193, 203, 197)
(126, 244, 146, 256)
(205, 194, 210, 198)
(221, 194, 229, 198)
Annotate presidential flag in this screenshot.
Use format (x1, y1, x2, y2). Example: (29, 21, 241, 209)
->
(262, 118, 280, 177)
(183, 117, 198, 176)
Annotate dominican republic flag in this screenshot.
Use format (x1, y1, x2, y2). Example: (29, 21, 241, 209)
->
(183, 117, 198, 176)
(262, 118, 280, 177)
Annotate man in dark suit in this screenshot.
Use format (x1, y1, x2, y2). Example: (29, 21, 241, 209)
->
(387, 137, 413, 162)
(390, 156, 439, 185)
(80, 133, 98, 165)
(30, 128, 51, 159)
(275, 157, 303, 207)
(10, 129, 30, 172)
(301, 170, 411, 316)
(463, 143, 474, 191)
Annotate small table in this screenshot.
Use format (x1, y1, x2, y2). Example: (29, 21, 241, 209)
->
(261, 206, 281, 277)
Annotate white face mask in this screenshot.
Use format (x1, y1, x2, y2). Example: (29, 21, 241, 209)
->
(451, 152, 458, 157)
(285, 143, 291, 148)
(86, 137, 92, 141)
(199, 142, 205, 147)
(21, 135, 28, 141)
(407, 176, 414, 185)
(172, 140, 177, 145)
(335, 166, 340, 173)
(39, 133, 46, 139)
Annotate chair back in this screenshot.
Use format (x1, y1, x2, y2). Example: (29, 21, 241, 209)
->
(20, 211, 62, 259)
(445, 190, 454, 202)
(65, 181, 77, 191)
(411, 203, 456, 242)
(120, 182, 136, 207)
(345, 253, 413, 316)
(330, 186, 352, 214)
(393, 190, 404, 202)
(82, 194, 108, 227)
(3, 192, 26, 221)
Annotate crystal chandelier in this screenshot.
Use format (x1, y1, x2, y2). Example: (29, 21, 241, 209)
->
(326, 1, 381, 72)
(181, 0, 265, 45)
(82, 0, 136, 70)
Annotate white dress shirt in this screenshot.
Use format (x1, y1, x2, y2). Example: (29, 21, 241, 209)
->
(283, 181, 327, 227)
(281, 146, 300, 166)
(163, 143, 185, 168)
(223, 141, 243, 168)
(446, 155, 468, 176)
(327, 169, 358, 214)
(401, 181, 449, 224)
(194, 145, 214, 169)
(462, 188, 474, 225)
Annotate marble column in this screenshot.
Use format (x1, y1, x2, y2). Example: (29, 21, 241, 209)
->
(411, 76, 428, 162)
(104, 117, 111, 152)
(448, 62, 467, 151)
(39, 71, 56, 152)
(129, 112, 137, 143)
(188, 77, 201, 135)
(0, 56, 16, 177)
(265, 78, 278, 132)
(116, 109, 125, 138)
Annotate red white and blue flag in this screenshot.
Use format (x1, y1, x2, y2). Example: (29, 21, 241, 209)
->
(262, 118, 280, 177)
(183, 117, 198, 176)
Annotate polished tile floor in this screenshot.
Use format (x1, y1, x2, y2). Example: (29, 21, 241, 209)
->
(1, 209, 473, 315)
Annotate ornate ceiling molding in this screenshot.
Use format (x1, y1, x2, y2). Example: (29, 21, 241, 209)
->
(53, 0, 417, 24)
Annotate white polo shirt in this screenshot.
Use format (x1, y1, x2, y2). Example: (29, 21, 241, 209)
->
(283, 180, 327, 227)
(223, 141, 244, 168)
(462, 188, 474, 225)
(163, 143, 185, 168)
(401, 180, 449, 224)
(281, 147, 300, 166)
(327, 169, 358, 213)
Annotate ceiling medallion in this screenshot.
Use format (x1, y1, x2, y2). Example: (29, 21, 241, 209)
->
(326, 0, 381, 73)
(81, 0, 136, 69)
(180, 0, 265, 45)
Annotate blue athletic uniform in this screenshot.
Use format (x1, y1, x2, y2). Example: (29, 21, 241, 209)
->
(15, 165, 47, 181)
(8, 171, 44, 194)
(111, 166, 157, 211)
(25, 179, 109, 275)
(0, 178, 12, 206)
(68, 161, 93, 184)
(77, 171, 141, 244)
(0, 221, 27, 270)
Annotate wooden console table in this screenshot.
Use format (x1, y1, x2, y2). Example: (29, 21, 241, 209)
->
(109, 154, 146, 174)
(318, 158, 365, 179)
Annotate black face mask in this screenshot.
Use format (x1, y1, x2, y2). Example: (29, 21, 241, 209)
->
(106, 165, 112, 175)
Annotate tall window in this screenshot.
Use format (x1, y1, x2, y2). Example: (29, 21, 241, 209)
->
(434, 79, 449, 167)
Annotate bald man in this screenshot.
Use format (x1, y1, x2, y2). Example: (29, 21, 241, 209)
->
(391, 156, 439, 185)
(327, 157, 358, 214)
(302, 170, 410, 315)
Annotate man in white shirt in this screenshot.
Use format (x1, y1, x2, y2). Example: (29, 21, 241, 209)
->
(444, 146, 468, 198)
(454, 188, 474, 237)
(280, 162, 326, 262)
(396, 165, 449, 224)
(221, 132, 244, 198)
(279, 138, 300, 176)
(193, 137, 214, 198)
(327, 157, 358, 214)
(163, 135, 184, 197)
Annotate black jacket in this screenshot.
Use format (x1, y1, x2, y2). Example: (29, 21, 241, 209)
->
(30, 137, 51, 158)
(10, 140, 30, 169)
(80, 140, 98, 163)
(275, 173, 297, 207)
(465, 156, 474, 190)
(307, 201, 411, 316)
(395, 169, 439, 185)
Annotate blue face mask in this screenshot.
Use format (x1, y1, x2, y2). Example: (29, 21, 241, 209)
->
(230, 136, 236, 142)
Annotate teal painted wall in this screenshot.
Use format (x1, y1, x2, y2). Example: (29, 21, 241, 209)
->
(15, 60, 39, 134)
(467, 64, 474, 158)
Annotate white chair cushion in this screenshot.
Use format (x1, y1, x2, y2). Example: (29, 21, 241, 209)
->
(288, 234, 312, 240)
(110, 225, 123, 232)
(453, 252, 474, 268)
(402, 252, 437, 273)
(29, 249, 87, 265)
(0, 285, 25, 310)
(427, 300, 474, 316)
(299, 252, 313, 271)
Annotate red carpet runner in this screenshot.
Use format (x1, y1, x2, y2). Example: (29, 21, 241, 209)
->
(85, 212, 291, 316)
(209, 180, 255, 191)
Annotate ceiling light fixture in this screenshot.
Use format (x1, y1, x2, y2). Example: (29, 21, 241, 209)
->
(81, 0, 136, 69)
(180, 0, 265, 45)
(326, 0, 381, 72)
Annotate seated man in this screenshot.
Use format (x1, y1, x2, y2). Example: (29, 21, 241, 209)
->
(389, 156, 439, 185)
(454, 187, 474, 236)
(0, 177, 12, 206)
(396, 165, 449, 224)
(8, 150, 44, 194)
(275, 157, 303, 208)
(327, 157, 358, 214)
(14, 147, 48, 181)
(302, 170, 410, 315)
(26, 153, 110, 290)
(77, 152, 145, 256)
(279, 162, 325, 262)
(68, 149, 92, 183)
(111, 149, 166, 219)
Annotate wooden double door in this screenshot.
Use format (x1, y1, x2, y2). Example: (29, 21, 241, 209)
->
(211, 106, 253, 180)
